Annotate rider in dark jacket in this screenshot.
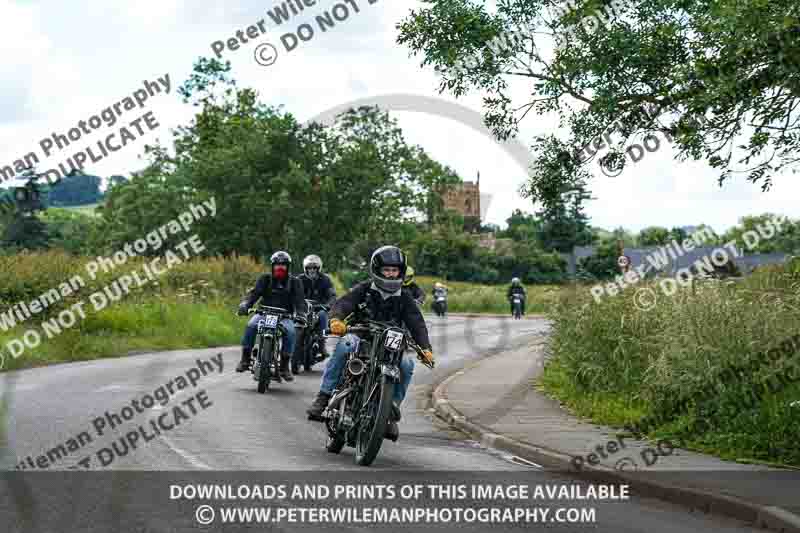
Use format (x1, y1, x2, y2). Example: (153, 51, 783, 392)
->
(402, 266, 425, 305)
(306, 246, 435, 440)
(236, 251, 307, 380)
(507, 277, 526, 315)
(296, 254, 336, 359)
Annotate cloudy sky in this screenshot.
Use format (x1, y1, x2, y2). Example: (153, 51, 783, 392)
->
(1, 0, 796, 233)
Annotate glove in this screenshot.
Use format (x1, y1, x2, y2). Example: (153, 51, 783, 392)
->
(329, 318, 347, 336)
(419, 349, 435, 369)
(237, 303, 249, 316)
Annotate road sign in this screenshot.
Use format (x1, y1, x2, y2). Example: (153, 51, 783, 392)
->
(618, 255, 631, 269)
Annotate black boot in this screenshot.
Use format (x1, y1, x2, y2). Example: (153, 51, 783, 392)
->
(236, 347, 250, 372)
(385, 402, 401, 441)
(307, 391, 332, 421)
(385, 421, 399, 441)
(279, 354, 294, 381)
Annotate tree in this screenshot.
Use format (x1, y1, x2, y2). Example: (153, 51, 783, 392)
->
(722, 214, 800, 254)
(638, 226, 671, 246)
(47, 172, 103, 206)
(500, 209, 541, 243)
(577, 239, 619, 280)
(397, 0, 800, 204)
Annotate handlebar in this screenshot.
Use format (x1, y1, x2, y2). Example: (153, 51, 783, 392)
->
(343, 320, 434, 369)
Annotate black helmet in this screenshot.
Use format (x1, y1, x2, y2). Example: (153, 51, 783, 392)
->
(369, 245, 406, 293)
(270, 251, 292, 269)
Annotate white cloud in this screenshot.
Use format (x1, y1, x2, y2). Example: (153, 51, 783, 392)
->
(0, 0, 795, 234)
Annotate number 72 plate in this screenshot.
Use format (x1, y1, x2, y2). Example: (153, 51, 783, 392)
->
(260, 314, 279, 328)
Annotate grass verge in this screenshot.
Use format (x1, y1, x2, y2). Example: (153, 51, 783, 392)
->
(539, 263, 800, 467)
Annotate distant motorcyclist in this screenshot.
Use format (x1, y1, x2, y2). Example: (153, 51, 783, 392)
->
(297, 254, 336, 357)
(431, 282, 448, 316)
(402, 266, 425, 306)
(507, 277, 526, 315)
(236, 251, 307, 380)
(306, 245, 434, 440)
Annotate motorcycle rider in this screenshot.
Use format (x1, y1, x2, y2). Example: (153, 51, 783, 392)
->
(402, 266, 425, 306)
(431, 282, 448, 314)
(306, 245, 435, 440)
(507, 277, 526, 315)
(296, 254, 337, 359)
(236, 251, 307, 380)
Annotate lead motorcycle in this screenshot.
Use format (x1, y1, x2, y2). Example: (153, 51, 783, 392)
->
(316, 319, 433, 466)
(248, 305, 304, 393)
(292, 299, 330, 374)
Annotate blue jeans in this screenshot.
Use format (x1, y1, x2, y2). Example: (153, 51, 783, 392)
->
(317, 309, 329, 332)
(242, 315, 296, 355)
(320, 334, 414, 405)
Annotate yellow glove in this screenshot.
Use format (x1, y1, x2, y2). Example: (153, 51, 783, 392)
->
(419, 349, 435, 368)
(329, 318, 347, 336)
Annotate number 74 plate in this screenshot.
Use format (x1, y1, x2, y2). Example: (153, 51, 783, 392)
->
(385, 330, 404, 349)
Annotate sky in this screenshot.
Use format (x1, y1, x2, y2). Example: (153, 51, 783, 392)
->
(0, 0, 797, 234)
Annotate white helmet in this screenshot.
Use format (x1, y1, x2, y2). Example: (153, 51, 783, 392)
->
(303, 254, 323, 279)
(435, 282, 443, 289)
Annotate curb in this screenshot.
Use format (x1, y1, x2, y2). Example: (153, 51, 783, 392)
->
(431, 353, 800, 533)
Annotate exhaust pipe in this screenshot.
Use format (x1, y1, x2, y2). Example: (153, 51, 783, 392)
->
(347, 358, 365, 376)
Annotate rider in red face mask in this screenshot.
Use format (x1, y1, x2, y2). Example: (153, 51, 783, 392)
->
(236, 251, 307, 378)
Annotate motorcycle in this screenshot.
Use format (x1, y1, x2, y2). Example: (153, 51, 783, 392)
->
(248, 305, 299, 393)
(511, 296, 523, 319)
(317, 319, 433, 466)
(292, 300, 329, 374)
(432, 294, 447, 317)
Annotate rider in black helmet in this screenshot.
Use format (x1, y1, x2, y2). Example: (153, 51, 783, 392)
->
(306, 246, 435, 440)
(507, 277, 526, 315)
(236, 251, 307, 380)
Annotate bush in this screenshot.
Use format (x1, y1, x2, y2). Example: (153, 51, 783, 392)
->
(541, 265, 800, 466)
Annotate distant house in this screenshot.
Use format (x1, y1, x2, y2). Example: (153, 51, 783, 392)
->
(561, 243, 788, 277)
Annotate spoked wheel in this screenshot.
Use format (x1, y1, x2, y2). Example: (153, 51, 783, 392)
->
(354, 377, 394, 466)
(304, 336, 317, 372)
(257, 339, 272, 393)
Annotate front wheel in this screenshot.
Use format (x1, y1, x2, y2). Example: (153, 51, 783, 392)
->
(354, 377, 395, 466)
(257, 338, 272, 393)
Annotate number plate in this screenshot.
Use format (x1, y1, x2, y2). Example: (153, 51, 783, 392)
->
(513, 297, 521, 302)
(384, 330, 404, 350)
(259, 314, 279, 328)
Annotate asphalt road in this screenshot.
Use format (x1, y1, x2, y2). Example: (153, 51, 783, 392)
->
(0, 316, 763, 532)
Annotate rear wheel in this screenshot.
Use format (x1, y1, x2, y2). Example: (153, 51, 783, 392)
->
(354, 376, 394, 466)
(257, 338, 272, 393)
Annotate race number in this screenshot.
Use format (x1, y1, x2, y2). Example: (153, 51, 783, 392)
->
(385, 330, 404, 350)
(260, 314, 279, 328)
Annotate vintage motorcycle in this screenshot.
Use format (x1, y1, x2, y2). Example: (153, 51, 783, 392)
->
(317, 319, 433, 466)
(511, 295, 523, 319)
(292, 300, 330, 374)
(249, 305, 303, 393)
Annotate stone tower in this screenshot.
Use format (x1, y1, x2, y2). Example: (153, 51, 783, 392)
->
(442, 171, 481, 231)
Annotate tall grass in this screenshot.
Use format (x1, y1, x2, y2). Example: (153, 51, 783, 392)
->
(540, 262, 800, 466)
(415, 276, 561, 314)
(0, 253, 264, 372)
